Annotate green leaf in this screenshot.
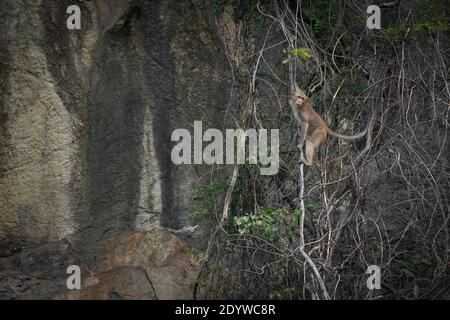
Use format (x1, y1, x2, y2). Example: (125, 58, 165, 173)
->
(288, 48, 312, 61)
(292, 209, 301, 220)
(306, 200, 321, 210)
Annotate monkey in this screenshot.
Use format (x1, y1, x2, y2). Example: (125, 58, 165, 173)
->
(290, 88, 368, 165)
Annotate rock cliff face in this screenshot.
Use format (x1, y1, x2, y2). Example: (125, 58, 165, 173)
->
(0, 0, 233, 299)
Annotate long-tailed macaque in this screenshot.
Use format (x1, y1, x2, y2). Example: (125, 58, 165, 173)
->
(290, 88, 368, 165)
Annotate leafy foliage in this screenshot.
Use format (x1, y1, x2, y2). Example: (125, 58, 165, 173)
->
(288, 48, 312, 61)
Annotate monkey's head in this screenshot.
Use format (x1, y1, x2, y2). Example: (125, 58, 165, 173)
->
(294, 90, 307, 107)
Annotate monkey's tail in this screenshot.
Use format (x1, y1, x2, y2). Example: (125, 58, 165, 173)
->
(326, 127, 368, 140)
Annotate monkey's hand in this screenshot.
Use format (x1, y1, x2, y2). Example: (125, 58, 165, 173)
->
(297, 138, 307, 150)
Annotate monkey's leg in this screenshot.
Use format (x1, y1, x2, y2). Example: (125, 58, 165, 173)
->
(297, 123, 309, 164)
(303, 128, 326, 166)
(297, 122, 309, 149)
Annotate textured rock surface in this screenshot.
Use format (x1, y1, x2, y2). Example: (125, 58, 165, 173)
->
(0, 0, 233, 299)
(57, 267, 158, 300)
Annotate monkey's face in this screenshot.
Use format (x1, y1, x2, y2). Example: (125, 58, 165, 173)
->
(294, 92, 306, 106)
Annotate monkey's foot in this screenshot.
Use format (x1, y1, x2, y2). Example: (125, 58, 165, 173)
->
(298, 158, 312, 166)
